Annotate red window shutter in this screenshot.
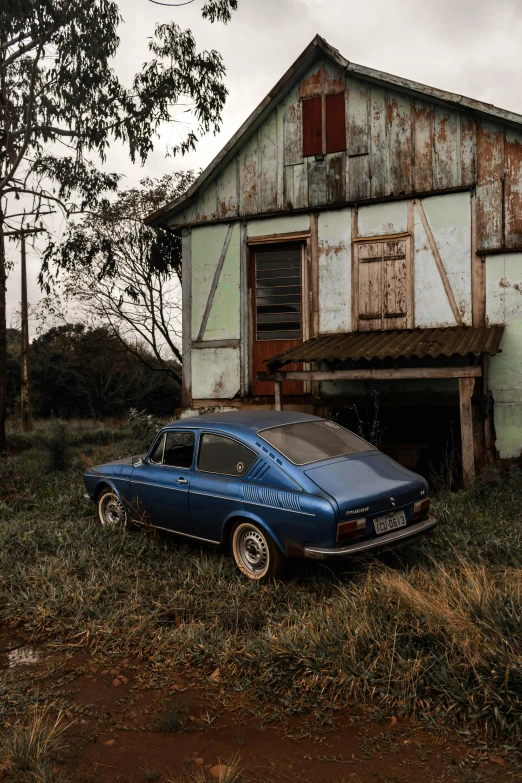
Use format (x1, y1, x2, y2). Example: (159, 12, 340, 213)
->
(325, 92, 346, 154)
(302, 96, 322, 157)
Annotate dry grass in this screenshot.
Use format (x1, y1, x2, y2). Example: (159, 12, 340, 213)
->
(1, 419, 522, 742)
(0, 703, 71, 782)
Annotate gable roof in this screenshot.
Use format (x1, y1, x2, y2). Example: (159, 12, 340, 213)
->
(145, 34, 522, 228)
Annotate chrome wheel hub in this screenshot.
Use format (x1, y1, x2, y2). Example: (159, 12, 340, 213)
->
(237, 528, 268, 573)
(100, 494, 126, 527)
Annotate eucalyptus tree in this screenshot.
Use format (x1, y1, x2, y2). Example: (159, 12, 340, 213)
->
(0, 0, 238, 450)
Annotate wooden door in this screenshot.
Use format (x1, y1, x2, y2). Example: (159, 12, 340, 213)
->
(250, 243, 304, 396)
(356, 237, 409, 331)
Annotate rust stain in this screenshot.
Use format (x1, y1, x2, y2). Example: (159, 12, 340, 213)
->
(318, 240, 347, 258)
(298, 63, 324, 99)
(436, 115, 448, 144)
(499, 277, 510, 288)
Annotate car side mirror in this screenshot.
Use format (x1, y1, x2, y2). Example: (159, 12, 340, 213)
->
(132, 456, 143, 467)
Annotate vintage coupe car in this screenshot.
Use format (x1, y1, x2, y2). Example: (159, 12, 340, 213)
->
(83, 411, 437, 579)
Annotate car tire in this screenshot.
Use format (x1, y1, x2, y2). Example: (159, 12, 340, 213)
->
(231, 520, 285, 580)
(97, 489, 127, 528)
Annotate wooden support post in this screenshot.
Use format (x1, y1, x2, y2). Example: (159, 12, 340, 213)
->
(20, 231, 32, 432)
(459, 377, 475, 486)
(274, 381, 282, 411)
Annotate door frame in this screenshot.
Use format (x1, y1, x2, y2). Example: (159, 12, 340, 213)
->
(248, 238, 310, 396)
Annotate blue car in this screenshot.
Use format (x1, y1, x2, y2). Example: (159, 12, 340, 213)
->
(83, 412, 437, 580)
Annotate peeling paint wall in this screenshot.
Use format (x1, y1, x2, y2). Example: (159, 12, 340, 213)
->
(414, 192, 472, 327)
(358, 201, 407, 237)
(318, 209, 352, 333)
(191, 224, 240, 341)
(192, 347, 241, 400)
(247, 214, 310, 237)
(167, 56, 522, 261)
(486, 253, 522, 458)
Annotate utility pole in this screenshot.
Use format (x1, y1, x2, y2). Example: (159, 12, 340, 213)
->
(4, 224, 45, 432)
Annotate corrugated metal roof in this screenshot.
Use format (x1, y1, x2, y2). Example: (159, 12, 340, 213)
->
(266, 326, 505, 369)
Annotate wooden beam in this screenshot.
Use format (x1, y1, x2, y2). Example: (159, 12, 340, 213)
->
(258, 367, 482, 382)
(239, 221, 249, 396)
(192, 339, 240, 349)
(459, 376, 475, 485)
(471, 189, 486, 327)
(181, 227, 192, 408)
(309, 213, 319, 338)
(415, 199, 463, 326)
(196, 223, 234, 342)
(247, 230, 311, 245)
(274, 380, 282, 411)
(351, 205, 359, 331)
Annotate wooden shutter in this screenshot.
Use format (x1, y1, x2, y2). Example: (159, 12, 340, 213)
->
(357, 238, 409, 331)
(383, 240, 407, 329)
(302, 96, 322, 157)
(325, 92, 346, 153)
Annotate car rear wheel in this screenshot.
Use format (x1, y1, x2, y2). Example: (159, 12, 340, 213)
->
(231, 521, 285, 580)
(98, 489, 127, 528)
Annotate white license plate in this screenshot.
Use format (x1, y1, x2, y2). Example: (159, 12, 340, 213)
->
(373, 511, 407, 535)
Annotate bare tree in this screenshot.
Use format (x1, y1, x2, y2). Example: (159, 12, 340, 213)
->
(53, 173, 195, 385)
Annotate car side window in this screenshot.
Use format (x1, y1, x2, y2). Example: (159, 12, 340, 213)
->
(149, 434, 165, 464)
(163, 431, 196, 469)
(197, 433, 257, 477)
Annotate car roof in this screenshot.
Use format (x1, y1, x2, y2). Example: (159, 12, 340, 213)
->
(165, 410, 321, 432)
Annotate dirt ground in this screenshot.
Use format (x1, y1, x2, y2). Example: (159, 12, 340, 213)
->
(1, 633, 519, 783)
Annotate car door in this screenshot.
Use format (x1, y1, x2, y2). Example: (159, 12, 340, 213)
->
(130, 429, 196, 535)
(189, 432, 258, 542)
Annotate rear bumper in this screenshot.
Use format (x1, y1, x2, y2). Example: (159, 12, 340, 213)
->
(303, 516, 438, 560)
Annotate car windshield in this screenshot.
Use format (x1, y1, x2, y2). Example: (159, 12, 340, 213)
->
(258, 420, 376, 465)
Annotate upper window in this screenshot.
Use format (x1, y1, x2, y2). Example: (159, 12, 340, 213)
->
(149, 431, 195, 469)
(302, 93, 346, 157)
(258, 420, 376, 465)
(197, 433, 257, 477)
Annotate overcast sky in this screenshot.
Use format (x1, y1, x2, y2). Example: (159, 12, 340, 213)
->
(7, 0, 522, 328)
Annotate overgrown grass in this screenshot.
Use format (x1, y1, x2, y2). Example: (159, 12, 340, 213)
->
(1, 420, 522, 743)
(0, 702, 70, 782)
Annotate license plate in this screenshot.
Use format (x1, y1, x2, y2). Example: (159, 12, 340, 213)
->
(373, 510, 407, 535)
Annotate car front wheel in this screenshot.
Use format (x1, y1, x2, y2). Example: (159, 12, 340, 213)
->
(98, 489, 127, 528)
(231, 520, 285, 580)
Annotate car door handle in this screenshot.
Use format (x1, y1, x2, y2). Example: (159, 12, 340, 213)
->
(176, 477, 188, 485)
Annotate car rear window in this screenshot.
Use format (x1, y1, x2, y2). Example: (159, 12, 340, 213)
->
(258, 420, 376, 465)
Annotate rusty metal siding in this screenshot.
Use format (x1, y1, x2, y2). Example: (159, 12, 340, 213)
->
(476, 120, 504, 251)
(504, 129, 522, 248)
(259, 110, 279, 213)
(388, 93, 413, 195)
(370, 86, 388, 198)
(165, 63, 522, 263)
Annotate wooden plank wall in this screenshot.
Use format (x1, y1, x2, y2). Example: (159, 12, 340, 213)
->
(178, 57, 522, 254)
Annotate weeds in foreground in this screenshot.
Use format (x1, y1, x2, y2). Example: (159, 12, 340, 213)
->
(156, 699, 188, 733)
(1, 420, 522, 743)
(0, 703, 71, 783)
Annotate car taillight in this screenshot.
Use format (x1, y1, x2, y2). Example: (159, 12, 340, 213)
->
(337, 518, 366, 543)
(414, 498, 430, 521)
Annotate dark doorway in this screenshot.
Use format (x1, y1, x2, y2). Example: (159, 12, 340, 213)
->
(334, 404, 462, 487)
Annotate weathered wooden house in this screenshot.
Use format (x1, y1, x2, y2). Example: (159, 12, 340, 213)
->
(146, 36, 522, 481)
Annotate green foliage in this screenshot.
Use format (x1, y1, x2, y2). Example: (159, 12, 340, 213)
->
(41, 420, 73, 472)
(25, 324, 180, 419)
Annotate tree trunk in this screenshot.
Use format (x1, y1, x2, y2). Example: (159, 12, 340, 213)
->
(0, 204, 7, 452)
